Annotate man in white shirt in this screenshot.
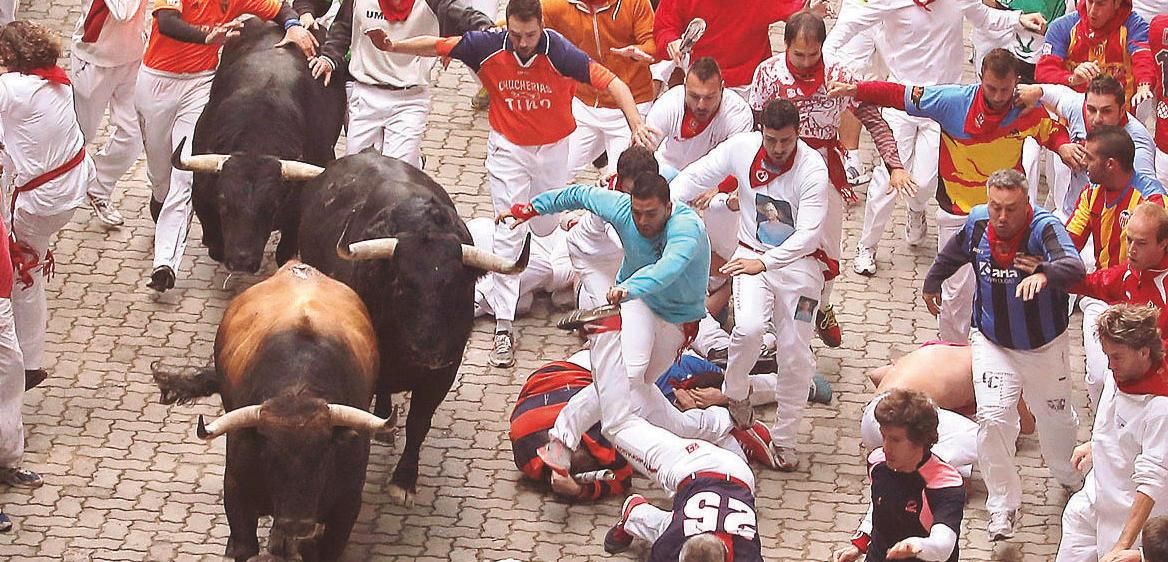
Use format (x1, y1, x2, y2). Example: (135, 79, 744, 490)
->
(466, 216, 576, 318)
(1058, 304, 1168, 562)
(646, 57, 753, 265)
(825, 0, 1046, 275)
(70, 0, 149, 227)
(672, 99, 832, 471)
(309, 0, 492, 168)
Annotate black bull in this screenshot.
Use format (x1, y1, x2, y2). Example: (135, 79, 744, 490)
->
(174, 18, 345, 274)
(153, 262, 394, 562)
(297, 152, 529, 504)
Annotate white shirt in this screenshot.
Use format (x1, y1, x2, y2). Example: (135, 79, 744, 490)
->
(70, 0, 148, 68)
(0, 74, 91, 215)
(646, 85, 754, 173)
(672, 133, 831, 270)
(1131, 0, 1167, 24)
(825, 0, 1022, 85)
(1083, 376, 1168, 550)
(340, 0, 447, 87)
(748, 53, 859, 142)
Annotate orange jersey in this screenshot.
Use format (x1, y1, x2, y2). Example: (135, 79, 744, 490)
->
(144, 0, 282, 74)
(438, 29, 616, 146)
(1066, 172, 1167, 268)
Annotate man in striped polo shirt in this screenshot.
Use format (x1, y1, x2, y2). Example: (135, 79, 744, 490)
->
(923, 168, 1086, 542)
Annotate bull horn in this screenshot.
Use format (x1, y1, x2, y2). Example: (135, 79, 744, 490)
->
(170, 137, 231, 174)
(338, 238, 399, 261)
(196, 405, 263, 440)
(461, 234, 530, 274)
(327, 404, 394, 433)
(279, 160, 325, 181)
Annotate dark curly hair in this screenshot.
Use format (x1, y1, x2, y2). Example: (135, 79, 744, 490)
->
(0, 21, 62, 73)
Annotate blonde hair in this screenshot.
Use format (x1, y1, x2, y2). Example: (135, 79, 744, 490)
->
(1132, 202, 1168, 242)
(1096, 304, 1164, 363)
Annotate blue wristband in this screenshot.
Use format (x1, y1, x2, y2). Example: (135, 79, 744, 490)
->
(284, 18, 303, 30)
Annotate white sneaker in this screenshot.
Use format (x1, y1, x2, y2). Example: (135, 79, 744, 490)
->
(87, 193, 124, 226)
(489, 331, 515, 368)
(905, 210, 928, 247)
(853, 246, 877, 276)
(844, 153, 871, 186)
(987, 510, 1018, 541)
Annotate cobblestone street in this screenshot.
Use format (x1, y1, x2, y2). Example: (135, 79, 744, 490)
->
(0, 1, 1092, 560)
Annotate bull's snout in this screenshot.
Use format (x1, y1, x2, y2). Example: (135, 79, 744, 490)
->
(223, 252, 263, 275)
(273, 517, 322, 540)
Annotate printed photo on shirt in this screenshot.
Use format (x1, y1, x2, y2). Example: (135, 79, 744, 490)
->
(794, 296, 818, 322)
(755, 195, 795, 247)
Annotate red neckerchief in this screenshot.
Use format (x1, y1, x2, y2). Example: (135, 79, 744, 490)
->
(604, 174, 620, 190)
(81, 0, 110, 43)
(748, 147, 796, 188)
(913, 0, 937, 10)
(987, 205, 1034, 266)
(1118, 358, 1168, 397)
(378, 0, 417, 22)
(1075, 0, 1132, 48)
(964, 86, 1011, 137)
(786, 56, 825, 98)
(680, 107, 714, 139)
(24, 66, 70, 85)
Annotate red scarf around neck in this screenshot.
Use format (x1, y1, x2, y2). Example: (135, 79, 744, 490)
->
(987, 206, 1034, 266)
(785, 56, 825, 98)
(378, 0, 417, 22)
(680, 107, 715, 139)
(964, 86, 1012, 138)
(24, 66, 70, 85)
(1075, 0, 1132, 47)
(1118, 359, 1168, 397)
(748, 146, 796, 188)
(81, 0, 110, 43)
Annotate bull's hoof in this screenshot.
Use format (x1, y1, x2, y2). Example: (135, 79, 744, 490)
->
(386, 483, 415, 507)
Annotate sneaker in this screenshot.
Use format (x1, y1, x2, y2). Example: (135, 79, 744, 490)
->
(853, 246, 877, 276)
(86, 193, 124, 226)
(604, 494, 647, 554)
(147, 266, 176, 293)
(807, 373, 833, 405)
(678, 18, 707, 54)
(845, 155, 871, 186)
(987, 509, 1018, 541)
(0, 511, 10, 533)
(536, 436, 572, 476)
(771, 445, 800, 472)
(489, 331, 515, 367)
(0, 467, 43, 489)
(731, 422, 777, 469)
(24, 369, 46, 391)
(727, 397, 754, 428)
(905, 210, 928, 247)
(815, 304, 842, 348)
(471, 87, 490, 110)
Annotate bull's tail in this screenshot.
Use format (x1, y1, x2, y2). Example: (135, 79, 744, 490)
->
(152, 362, 220, 405)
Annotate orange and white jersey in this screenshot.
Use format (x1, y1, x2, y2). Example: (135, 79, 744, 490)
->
(143, 0, 282, 74)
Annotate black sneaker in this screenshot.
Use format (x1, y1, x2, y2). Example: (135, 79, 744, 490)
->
(147, 266, 175, 293)
(23, 369, 46, 391)
(0, 511, 11, 533)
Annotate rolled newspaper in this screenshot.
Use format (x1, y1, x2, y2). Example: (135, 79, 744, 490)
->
(572, 469, 616, 483)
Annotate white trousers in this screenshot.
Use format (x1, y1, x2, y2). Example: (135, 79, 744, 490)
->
(860, 396, 978, 478)
(0, 0, 14, 25)
(617, 416, 756, 542)
(704, 199, 740, 262)
(936, 209, 975, 342)
(858, 110, 939, 251)
(0, 299, 25, 468)
(972, 330, 1079, 513)
(823, 0, 885, 79)
(691, 314, 730, 356)
(1079, 296, 1108, 408)
(483, 131, 568, 326)
(724, 252, 823, 449)
(11, 207, 76, 371)
(135, 68, 214, 276)
(1057, 485, 1120, 562)
(345, 82, 429, 169)
(565, 100, 651, 176)
(70, 54, 143, 200)
(549, 330, 742, 457)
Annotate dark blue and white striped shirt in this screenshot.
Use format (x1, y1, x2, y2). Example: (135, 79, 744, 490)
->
(925, 205, 1086, 350)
